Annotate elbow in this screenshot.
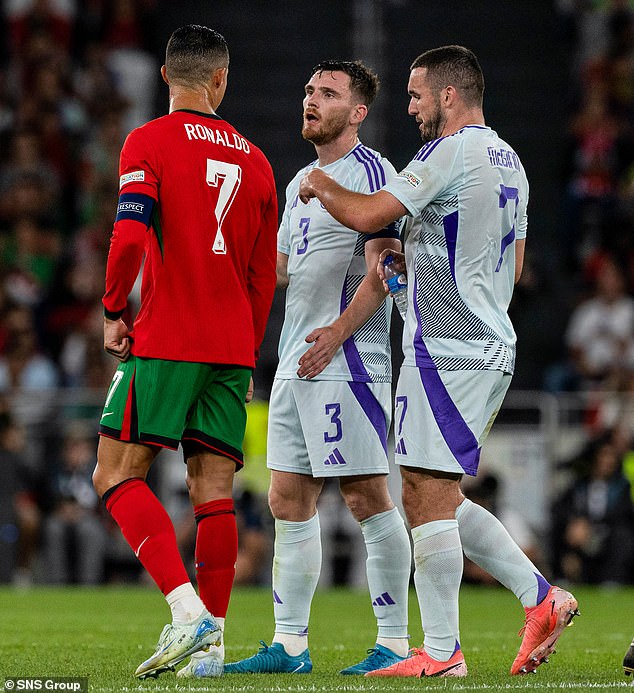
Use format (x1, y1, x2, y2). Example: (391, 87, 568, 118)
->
(353, 214, 384, 235)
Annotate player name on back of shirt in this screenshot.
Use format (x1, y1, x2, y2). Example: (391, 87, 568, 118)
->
(183, 122, 251, 152)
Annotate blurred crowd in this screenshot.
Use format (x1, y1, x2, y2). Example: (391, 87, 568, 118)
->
(0, 0, 632, 587)
(541, 0, 634, 586)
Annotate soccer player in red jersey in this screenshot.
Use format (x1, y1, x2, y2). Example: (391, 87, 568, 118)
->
(92, 25, 278, 679)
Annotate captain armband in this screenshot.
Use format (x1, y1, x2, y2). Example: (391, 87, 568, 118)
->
(361, 219, 401, 242)
(115, 192, 155, 227)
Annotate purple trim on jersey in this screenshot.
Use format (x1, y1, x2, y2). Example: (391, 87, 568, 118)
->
(411, 276, 480, 476)
(443, 211, 459, 284)
(347, 144, 385, 192)
(340, 284, 371, 382)
(413, 127, 488, 164)
(347, 381, 388, 454)
(535, 573, 552, 605)
(413, 138, 444, 162)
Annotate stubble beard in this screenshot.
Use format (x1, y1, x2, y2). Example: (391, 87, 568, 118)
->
(302, 111, 349, 146)
(420, 101, 444, 144)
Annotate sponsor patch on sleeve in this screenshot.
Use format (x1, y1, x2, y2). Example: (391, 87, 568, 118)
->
(115, 192, 154, 226)
(398, 170, 422, 188)
(119, 170, 145, 188)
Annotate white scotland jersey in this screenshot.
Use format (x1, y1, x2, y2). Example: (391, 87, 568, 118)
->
(384, 125, 529, 374)
(277, 142, 400, 383)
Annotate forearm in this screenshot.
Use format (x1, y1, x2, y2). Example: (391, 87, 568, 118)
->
(102, 220, 146, 316)
(300, 169, 405, 234)
(332, 272, 388, 342)
(315, 179, 378, 233)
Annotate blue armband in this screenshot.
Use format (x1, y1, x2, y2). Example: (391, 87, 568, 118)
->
(361, 219, 401, 242)
(115, 192, 155, 227)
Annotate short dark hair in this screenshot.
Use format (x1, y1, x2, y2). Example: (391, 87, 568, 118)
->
(410, 45, 484, 107)
(165, 25, 229, 86)
(311, 60, 379, 107)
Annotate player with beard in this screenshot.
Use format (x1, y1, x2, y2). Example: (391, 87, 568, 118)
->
(223, 60, 412, 676)
(299, 46, 578, 678)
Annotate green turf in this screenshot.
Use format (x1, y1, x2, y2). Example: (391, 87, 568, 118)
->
(0, 585, 632, 691)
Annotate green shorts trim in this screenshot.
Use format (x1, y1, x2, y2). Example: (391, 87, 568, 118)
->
(98, 356, 252, 466)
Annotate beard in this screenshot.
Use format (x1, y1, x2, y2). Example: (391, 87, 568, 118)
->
(420, 100, 445, 144)
(302, 110, 349, 146)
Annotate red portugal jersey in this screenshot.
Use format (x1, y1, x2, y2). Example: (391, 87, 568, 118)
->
(103, 109, 278, 366)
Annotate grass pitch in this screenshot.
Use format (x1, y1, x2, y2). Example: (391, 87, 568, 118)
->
(0, 584, 632, 691)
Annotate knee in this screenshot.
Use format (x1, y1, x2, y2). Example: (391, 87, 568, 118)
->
(186, 453, 235, 505)
(340, 478, 393, 523)
(268, 485, 291, 520)
(341, 489, 366, 521)
(268, 485, 309, 521)
(341, 488, 390, 523)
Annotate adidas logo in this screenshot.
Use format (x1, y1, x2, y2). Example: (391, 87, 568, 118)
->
(273, 590, 283, 604)
(324, 448, 347, 466)
(372, 592, 396, 607)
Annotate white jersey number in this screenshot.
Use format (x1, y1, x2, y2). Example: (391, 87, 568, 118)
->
(206, 159, 242, 254)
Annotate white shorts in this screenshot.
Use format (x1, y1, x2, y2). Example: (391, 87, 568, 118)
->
(267, 378, 391, 478)
(394, 365, 511, 476)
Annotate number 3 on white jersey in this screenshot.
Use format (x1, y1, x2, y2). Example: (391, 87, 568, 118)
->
(206, 159, 242, 254)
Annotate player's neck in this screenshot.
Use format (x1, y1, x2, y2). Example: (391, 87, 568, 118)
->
(168, 85, 218, 116)
(315, 131, 360, 167)
(442, 108, 485, 137)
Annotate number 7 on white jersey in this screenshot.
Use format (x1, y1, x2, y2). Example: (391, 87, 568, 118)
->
(206, 158, 242, 254)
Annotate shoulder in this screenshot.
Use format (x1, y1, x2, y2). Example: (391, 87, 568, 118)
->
(409, 133, 461, 167)
(285, 160, 317, 195)
(342, 143, 395, 191)
(122, 115, 170, 153)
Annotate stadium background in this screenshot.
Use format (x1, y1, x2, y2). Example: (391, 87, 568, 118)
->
(0, 0, 632, 589)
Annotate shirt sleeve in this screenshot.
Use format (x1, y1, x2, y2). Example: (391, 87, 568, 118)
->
(515, 164, 529, 240)
(277, 178, 295, 255)
(248, 181, 279, 362)
(383, 139, 454, 217)
(102, 128, 157, 319)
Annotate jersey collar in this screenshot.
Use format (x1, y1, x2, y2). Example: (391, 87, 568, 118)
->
(173, 109, 223, 120)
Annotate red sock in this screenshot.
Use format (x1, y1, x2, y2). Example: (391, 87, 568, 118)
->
(194, 498, 237, 618)
(105, 478, 190, 595)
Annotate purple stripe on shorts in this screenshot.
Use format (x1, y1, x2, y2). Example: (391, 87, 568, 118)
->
(347, 381, 388, 454)
(411, 277, 480, 476)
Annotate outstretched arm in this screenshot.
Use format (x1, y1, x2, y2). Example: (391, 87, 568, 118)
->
(299, 168, 406, 234)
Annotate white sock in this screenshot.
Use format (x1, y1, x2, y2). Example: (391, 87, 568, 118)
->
(165, 583, 205, 624)
(272, 513, 321, 656)
(272, 632, 307, 656)
(412, 520, 462, 662)
(361, 507, 410, 656)
(376, 636, 410, 657)
(456, 498, 548, 608)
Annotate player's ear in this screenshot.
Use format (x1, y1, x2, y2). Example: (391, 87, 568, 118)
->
(160, 65, 169, 85)
(214, 66, 228, 89)
(351, 103, 368, 125)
